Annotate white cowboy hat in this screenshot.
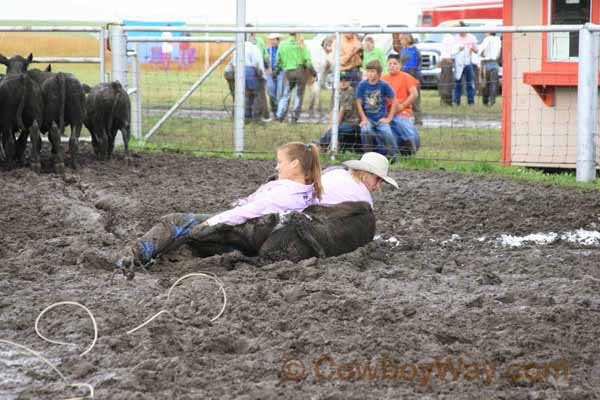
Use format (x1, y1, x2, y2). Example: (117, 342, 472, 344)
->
(268, 33, 281, 39)
(343, 152, 399, 189)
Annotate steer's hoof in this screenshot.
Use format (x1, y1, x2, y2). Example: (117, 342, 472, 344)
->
(31, 162, 41, 174)
(54, 163, 66, 176)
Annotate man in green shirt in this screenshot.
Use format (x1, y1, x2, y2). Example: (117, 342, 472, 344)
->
(274, 33, 314, 123)
(361, 36, 387, 75)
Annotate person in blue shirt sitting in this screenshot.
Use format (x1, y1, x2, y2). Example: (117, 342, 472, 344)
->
(355, 60, 398, 159)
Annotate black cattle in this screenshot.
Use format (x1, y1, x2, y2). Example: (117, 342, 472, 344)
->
(0, 53, 65, 173)
(187, 201, 375, 264)
(0, 54, 45, 172)
(0, 74, 27, 166)
(84, 82, 131, 161)
(27, 66, 87, 169)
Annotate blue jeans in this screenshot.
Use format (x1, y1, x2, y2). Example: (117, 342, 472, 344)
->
(276, 80, 301, 120)
(266, 71, 284, 114)
(391, 116, 420, 155)
(360, 120, 398, 156)
(319, 122, 361, 151)
(276, 68, 306, 121)
(453, 64, 475, 105)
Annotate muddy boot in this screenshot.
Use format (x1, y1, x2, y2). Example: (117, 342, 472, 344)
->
(113, 242, 156, 281)
(113, 246, 139, 280)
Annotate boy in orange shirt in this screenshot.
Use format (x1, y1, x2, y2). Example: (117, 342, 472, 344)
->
(381, 54, 421, 155)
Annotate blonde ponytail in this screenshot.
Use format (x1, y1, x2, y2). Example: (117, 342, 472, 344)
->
(278, 142, 323, 200)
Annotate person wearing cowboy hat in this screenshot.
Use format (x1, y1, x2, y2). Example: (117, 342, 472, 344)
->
(319, 152, 398, 209)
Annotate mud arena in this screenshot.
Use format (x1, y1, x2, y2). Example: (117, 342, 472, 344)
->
(1, 146, 600, 399)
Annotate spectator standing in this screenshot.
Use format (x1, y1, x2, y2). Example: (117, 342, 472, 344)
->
(317, 72, 361, 152)
(161, 31, 173, 71)
(275, 33, 313, 123)
(361, 36, 387, 76)
(452, 21, 478, 106)
(438, 30, 456, 106)
(178, 32, 192, 71)
(225, 36, 266, 121)
(382, 55, 420, 156)
(399, 34, 423, 126)
(478, 30, 502, 106)
(266, 33, 283, 118)
(356, 60, 398, 158)
(330, 33, 363, 87)
(388, 32, 403, 57)
(247, 27, 270, 121)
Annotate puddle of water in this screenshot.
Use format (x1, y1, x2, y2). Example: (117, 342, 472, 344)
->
(374, 235, 400, 247)
(497, 229, 600, 247)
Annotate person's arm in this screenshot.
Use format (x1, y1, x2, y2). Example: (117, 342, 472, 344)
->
(300, 45, 313, 70)
(338, 107, 345, 125)
(379, 83, 395, 124)
(340, 40, 362, 65)
(397, 85, 418, 113)
(470, 35, 479, 53)
(478, 37, 487, 57)
(252, 45, 265, 76)
(204, 183, 291, 226)
(400, 49, 410, 66)
(451, 37, 463, 57)
(355, 83, 368, 127)
(356, 98, 368, 127)
(382, 98, 396, 123)
(274, 46, 283, 74)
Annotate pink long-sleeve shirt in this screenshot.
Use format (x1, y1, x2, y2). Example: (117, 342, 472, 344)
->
(205, 179, 316, 226)
(318, 168, 374, 208)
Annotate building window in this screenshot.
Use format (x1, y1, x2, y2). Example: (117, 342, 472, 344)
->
(548, 0, 591, 60)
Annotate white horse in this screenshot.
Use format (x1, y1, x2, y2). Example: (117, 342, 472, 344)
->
(306, 34, 334, 119)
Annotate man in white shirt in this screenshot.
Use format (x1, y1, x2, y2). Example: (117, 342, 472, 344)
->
(478, 31, 502, 106)
(161, 31, 173, 71)
(452, 21, 478, 106)
(225, 38, 266, 120)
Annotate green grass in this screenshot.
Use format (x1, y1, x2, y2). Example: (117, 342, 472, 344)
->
(141, 114, 327, 153)
(127, 138, 600, 191)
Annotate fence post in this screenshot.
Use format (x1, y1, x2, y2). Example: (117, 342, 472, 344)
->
(576, 23, 598, 182)
(99, 27, 107, 83)
(233, 0, 246, 155)
(330, 32, 341, 160)
(110, 24, 128, 89)
(130, 44, 143, 141)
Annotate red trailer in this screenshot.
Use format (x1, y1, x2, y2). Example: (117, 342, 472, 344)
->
(419, 1, 503, 27)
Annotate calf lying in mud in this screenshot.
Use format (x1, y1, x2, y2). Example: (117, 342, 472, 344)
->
(115, 201, 375, 279)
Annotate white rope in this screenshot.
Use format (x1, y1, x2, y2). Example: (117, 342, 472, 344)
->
(0, 339, 94, 399)
(34, 301, 98, 357)
(127, 272, 227, 335)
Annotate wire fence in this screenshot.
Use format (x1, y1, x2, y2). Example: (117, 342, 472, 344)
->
(0, 23, 598, 176)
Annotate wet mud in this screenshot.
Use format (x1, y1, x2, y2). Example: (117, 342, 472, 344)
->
(1, 145, 600, 399)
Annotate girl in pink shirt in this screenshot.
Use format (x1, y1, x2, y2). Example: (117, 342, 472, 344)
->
(115, 142, 322, 270)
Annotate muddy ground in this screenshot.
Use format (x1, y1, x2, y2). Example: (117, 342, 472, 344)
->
(1, 144, 600, 399)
